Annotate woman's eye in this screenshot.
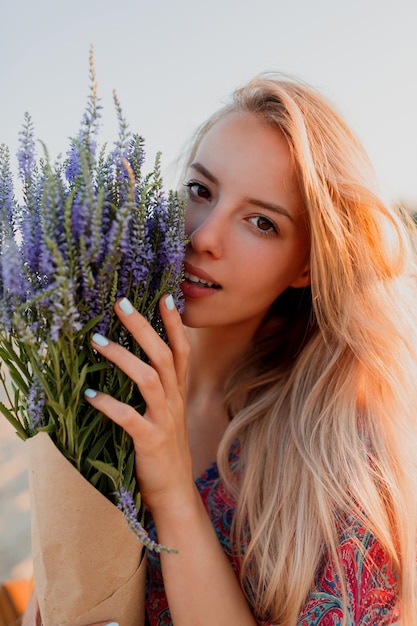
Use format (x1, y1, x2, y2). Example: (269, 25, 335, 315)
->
(183, 181, 211, 200)
(249, 216, 278, 235)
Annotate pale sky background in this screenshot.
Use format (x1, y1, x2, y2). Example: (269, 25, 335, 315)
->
(1, 0, 417, 206)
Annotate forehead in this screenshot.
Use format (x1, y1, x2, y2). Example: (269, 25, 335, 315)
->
(196, 111, 288, 154)
(191, 112, 302, 207)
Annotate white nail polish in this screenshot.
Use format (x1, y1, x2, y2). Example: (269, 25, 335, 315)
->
(92, 333, 109, 347)
(84, 388, 97, 399)
(119, 297, 134, 315)
(165, 294, 175, 311)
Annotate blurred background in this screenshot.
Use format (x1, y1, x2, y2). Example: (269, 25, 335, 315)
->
(1, 0, 416, 582)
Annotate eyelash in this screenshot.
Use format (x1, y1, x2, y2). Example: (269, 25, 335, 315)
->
(183, 180, 211, 201)
(248, 216, 279, 237)
(183, 179, 279, 238)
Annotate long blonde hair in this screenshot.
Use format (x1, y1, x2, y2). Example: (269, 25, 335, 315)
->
(187, 76, 417, 625)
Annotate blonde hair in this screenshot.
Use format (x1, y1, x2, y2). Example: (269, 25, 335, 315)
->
(187, 76, 417, 624)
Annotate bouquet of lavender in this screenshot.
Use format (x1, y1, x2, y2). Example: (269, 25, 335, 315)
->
(0, 51, 185, 626)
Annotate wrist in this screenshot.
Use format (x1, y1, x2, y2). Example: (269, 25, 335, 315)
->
(149, 483, 210, 545)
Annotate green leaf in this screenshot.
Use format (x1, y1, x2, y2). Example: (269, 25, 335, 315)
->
(87, 459, 119, 489)
(86, 428, 113, 461)
(0, 401, 28, 439)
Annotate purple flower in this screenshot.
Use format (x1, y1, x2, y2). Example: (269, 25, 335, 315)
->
(1, 237, 27, 302)
(17, 113, 36, 186)
(128, 135, 146, 188)
(0, 145, 31, 316)
(0, 146, 15, 324)
(0, 145, 15, 228)
(117, 185, 154, 302)
(65, 83, 101, 185)
(115, 486, 177, 553)
(0, 49, 186, 545)
(37, 160, 67, 267)
(20, 208, 43, 279)
(149, 192, 185, 311)
(65, 143, 82, 184)
(164, 192, 186, 286)
(27, 377, 46, 431)
(49, 280, 82, 341)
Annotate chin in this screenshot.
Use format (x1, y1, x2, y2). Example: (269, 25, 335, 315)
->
(180, 308, 215, 329)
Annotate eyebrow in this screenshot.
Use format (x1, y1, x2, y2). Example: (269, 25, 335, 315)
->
(190, 162, 219, 185)
(189, 161, 295, 223)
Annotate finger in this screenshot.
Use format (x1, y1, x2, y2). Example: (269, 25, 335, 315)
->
(114, 297, 184, 398)
(84, 388, 147, 438)
(90, 334, 169, 421)
(158, 295, 190, 397)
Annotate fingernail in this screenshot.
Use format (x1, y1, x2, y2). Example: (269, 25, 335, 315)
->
(119, 297, 134, 315)
(106, 623, 120, 626)
(165, 294, 175, 311)
(84, 388, 97, 399)
(92, 332, 109, 347)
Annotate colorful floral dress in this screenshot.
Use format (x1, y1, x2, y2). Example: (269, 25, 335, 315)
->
(145, 455, 399, 625)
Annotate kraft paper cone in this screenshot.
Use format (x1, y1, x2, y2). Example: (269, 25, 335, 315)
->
(27, 432, 147, 626)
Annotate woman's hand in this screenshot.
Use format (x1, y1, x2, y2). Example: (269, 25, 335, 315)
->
(85, 295, 257, 626)
(85, 294, 193, 514)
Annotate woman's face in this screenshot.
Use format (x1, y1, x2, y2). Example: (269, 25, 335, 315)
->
(181, 111, 310, 335)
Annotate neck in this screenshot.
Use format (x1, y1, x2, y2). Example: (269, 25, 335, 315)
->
(184, 323, 256, 477)
(185, 323, 255, 397)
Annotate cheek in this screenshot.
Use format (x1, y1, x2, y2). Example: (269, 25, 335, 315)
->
(239, 264, 285, 304)
(184, 205, 207, 236)
(184, 210, 194, 236)
(242, 250, 305, 303)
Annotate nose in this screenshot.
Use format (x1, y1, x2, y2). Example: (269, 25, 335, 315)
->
(186, 205, 226, 258)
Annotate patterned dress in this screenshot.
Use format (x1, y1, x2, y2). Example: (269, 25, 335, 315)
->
(145, 454, 399, 625)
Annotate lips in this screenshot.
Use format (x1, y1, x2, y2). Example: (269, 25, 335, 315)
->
(183, 262, 222, 290)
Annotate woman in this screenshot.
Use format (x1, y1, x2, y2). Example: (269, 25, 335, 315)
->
(26, 75, 417, 625)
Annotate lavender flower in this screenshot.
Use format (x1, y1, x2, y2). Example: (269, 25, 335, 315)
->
(65, 49, 101, 185)
(17, 112, 36, 188)
(148, 188, 185, 314)
(109, 89, 132, 199)
(1, 237, 27, 302)
(0, 144, 15, 236)
(27, 377, 46, 431)
(0, 144, 28, 326)
(128, 135, 146, 187)
(0, 50, 186, 549)
(115, 486, 177, 553)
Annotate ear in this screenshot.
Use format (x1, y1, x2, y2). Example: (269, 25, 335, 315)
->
(290, 264, 311, 289)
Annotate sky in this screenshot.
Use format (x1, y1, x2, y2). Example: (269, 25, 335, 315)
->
(1, 0, 416, 207)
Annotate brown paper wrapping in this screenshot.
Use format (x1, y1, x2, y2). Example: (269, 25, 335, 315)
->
(27, 432, 147, 626)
